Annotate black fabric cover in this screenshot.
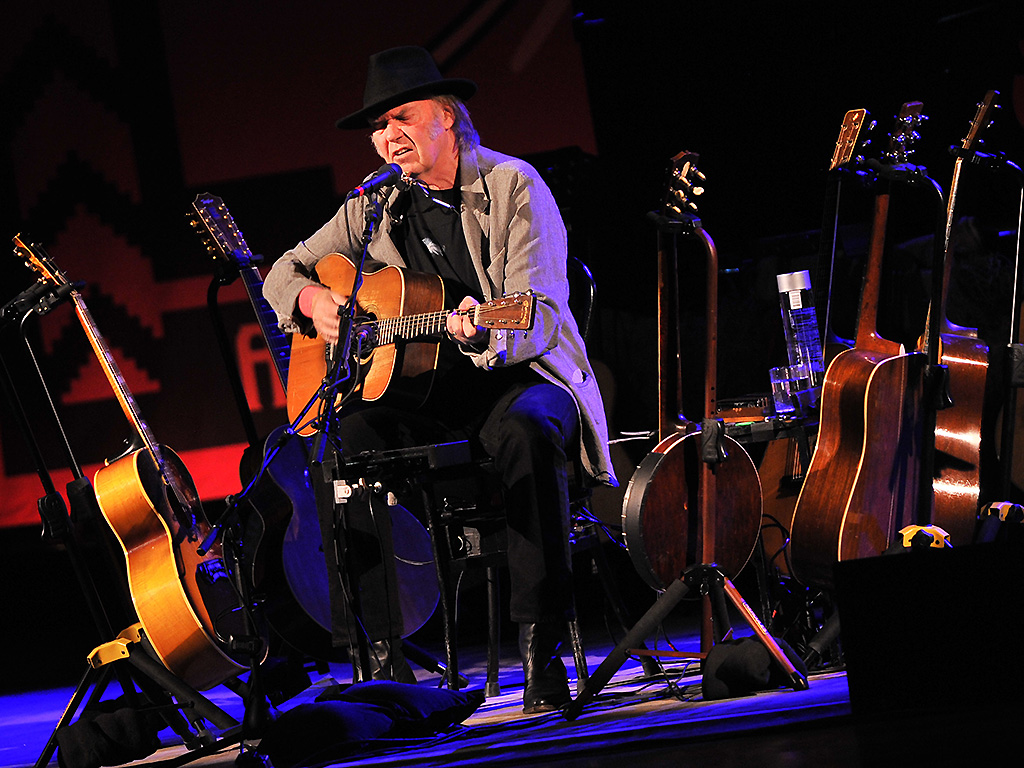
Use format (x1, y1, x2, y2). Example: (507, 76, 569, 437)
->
(257, 681, 485, 768)
(701, 636, 807, 700)
(316, 680, 486, 736)
(55, 701, 162, 768)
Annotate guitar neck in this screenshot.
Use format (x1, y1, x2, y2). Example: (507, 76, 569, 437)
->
(237, 260, 290, 390)
(853, 102, 925, 355)
(854, 192, 899, 353)
(368, 309, 449, 344)
(362, 302, 511, 346)
(71, 290, 162, 463)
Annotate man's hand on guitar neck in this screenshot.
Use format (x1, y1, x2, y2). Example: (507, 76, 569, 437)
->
(447, 295, 489, 350)
(299, 285, 352, 345)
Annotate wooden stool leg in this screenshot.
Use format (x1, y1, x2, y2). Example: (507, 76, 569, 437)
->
(421, 485, 461, 690)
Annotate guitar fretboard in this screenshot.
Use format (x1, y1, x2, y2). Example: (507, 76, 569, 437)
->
(357, 301, 527, 347)
(364, 310, 448, 345)
(237, 258, 290, 390)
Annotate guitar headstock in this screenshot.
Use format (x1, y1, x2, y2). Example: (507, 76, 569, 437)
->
(882, 101, 926, 166)
(189, 193, 255, 268)
(955, 89, 999, 156)
(662, 151, 706, 219)
(13, 233, 70, 287)
(829, 108, 873, 171)
(476, 292, 536, 330)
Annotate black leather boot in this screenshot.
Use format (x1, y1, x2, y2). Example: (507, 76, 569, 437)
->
(352, 638, 418, 684)
(519, 622, 570, 714)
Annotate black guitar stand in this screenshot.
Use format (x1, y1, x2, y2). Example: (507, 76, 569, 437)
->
(562, 562, 808, 720)
(0, 290, 240, 768)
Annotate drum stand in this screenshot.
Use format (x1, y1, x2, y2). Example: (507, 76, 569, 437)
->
(562, 562, 808, 720)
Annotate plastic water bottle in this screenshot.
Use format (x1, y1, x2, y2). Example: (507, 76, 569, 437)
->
(768, 271, 824, 417)
(777, 271, 825, 386)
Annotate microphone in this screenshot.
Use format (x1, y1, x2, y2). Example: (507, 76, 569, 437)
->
(346, 163, 402, 199)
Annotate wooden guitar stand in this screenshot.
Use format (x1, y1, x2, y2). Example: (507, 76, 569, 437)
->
(562, 562, 808, 720)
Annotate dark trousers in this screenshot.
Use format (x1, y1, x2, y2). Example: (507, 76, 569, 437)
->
(315, 367, 579, 647)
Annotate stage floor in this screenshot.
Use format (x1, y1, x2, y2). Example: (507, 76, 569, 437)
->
(1, 613, 865, 768)
(7, 561, 1020, 768)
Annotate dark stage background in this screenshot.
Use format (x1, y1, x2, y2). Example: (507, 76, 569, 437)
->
(2, 0, 1022, 691)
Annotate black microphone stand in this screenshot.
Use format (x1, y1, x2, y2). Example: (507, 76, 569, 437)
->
(306, 191, 384, 681)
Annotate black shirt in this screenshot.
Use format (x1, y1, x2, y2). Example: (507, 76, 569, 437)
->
(389, 183, 480, 306)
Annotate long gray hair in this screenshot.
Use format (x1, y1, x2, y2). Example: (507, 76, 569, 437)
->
(432, 94, 480, 152)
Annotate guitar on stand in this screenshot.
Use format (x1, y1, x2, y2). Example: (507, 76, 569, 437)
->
(13, 235, 248, 695)
(566, 152, 807, 721)
(759, 108, 874, 582)
(789, 102, 933, 591)
(622, 151, 762, 592)
(918, 90, 998, 546)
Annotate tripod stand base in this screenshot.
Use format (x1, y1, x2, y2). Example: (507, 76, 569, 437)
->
(35, 624, 240, 768)
(562, 564, 808, 721)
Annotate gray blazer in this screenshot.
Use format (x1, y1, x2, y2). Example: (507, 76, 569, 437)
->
(264, 145, 617, 486)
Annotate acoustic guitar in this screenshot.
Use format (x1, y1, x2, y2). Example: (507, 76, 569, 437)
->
(919, 90, 998, 545)
(759, 107, 873, 577)
(189, 195, 441, 650)
(817, 107, 874, 366)
(789, 103, 930, 590)
(287, 254, 536, 436)
(623, 152, 762, 591)
(13, 234, 245, 691)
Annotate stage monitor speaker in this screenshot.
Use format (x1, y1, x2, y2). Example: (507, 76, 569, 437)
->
(834, 541, 1024, 721)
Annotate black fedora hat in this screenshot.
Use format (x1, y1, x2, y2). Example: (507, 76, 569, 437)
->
(336, 46, 477, 130)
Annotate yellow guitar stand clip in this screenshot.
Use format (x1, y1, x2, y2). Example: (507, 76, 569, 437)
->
(35, 624, 240, 768)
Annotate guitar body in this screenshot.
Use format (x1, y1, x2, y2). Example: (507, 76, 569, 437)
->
(190, 199, 456, 657)
(930, 332, 987, 545)
(287, 254, 445, 434)
(14, 234, 248, 692)
(622, 431, 762, 591)
(790, 347, 926, 589)
(789, 104, 931, 590)
(236, 431, 339, 660)
(757, 436, 807, 577)
(93, 445, 246, 690)
(245, 426, 439, 651)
